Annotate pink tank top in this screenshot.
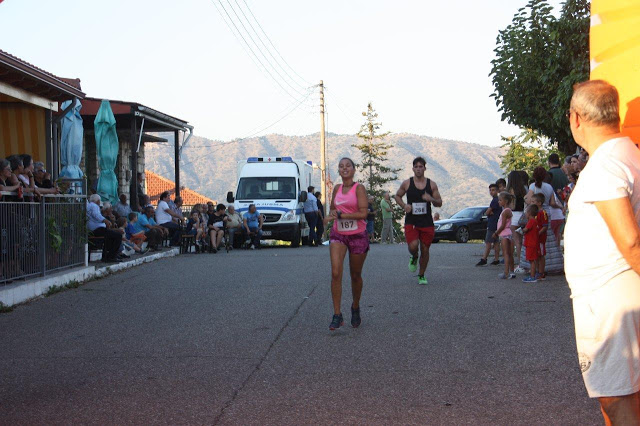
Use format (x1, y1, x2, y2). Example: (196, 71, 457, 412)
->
(497, 208, 512, 237)
(332, 183, 367, 235)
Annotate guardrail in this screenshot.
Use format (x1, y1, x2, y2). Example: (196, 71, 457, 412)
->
(1, 188, 87, 285)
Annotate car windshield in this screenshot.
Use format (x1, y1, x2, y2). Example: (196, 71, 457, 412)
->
(450, 208, 481, 219)
(237, 177, 296, 200)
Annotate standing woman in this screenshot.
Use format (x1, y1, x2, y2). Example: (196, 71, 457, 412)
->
(324, 158, 369, 331)
(507, 170, 528, 273)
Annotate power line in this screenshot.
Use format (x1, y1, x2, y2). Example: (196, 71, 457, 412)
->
(181, 91, 313, 166)
(212, 0, 301, 102)
(241, 0, 311, 87)
(232, 0, 308, 92)
(225, 0, 307, 97)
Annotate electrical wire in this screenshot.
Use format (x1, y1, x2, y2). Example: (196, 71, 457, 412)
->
(241, 0, 311, 88)
(225, 0, 307, 97)
(212, 0, 301, 102)
(232, 0, 308, 92)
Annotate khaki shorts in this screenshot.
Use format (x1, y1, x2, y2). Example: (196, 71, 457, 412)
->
(572, 269, 640, 397)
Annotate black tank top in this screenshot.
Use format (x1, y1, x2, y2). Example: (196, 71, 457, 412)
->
(406, 177, 434, 227)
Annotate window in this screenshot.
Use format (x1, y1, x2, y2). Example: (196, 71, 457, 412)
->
(237, 177, 296, 200)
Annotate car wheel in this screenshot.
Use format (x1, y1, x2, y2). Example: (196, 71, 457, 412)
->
(455, 226, 469, 243)
(291, 228, 301, 248)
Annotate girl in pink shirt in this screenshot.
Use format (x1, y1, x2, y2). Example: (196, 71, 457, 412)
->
(324, 157, 369, 331)
(494, 192, 515, 279)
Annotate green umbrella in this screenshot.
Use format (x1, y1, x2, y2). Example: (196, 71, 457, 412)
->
(94, 100, 119, 204)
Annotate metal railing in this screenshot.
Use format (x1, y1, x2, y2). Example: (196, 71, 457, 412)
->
(1, 189, 87, 285)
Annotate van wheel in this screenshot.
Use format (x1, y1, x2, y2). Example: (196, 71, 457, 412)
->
(291, 229, 301, 247)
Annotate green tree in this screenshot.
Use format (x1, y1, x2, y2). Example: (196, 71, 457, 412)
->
(500, 128, 561, 177)
(490, 0, 590, 154)
(352, 102, 401, 238)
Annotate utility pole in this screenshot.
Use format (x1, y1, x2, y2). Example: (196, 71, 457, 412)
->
(319, 80, 327, 213)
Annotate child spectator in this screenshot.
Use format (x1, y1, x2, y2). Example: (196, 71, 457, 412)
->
(496, 178, 507, 193)
(116, 217, 145, 254)
(476, 184, 502, 266)
(186, 210, 205, 247)
(125, 212, 147, 248)
(493, 192, 515, 279)
(532, 193, 549, 280)
(522, 204, 540, 283)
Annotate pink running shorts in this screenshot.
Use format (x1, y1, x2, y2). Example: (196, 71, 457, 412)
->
(329, 229, 370, 254)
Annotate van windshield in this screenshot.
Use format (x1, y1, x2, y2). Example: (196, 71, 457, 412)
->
(237, 177, 296, 200)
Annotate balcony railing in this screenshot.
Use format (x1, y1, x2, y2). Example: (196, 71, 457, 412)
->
(1, 187, 87, 285)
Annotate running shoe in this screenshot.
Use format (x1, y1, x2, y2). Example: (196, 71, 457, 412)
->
(490, 260, 500, 266)
(329, 313, 344, 331)
(514, 266, 526, 274)
(418, 275, 428, 285)
(351, 306, 361, 328)
(476, 258, 488, 267)
(509, 273, 517, 279)
(522, 276, 538, 283)
(408, 256, 418, 272)
(535, 273, 547, 281)
(498, 273, 508, 279)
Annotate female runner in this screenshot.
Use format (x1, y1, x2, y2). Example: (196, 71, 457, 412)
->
(324, 158, 369, 330)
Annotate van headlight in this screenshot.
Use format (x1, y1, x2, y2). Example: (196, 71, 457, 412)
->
(281, 210, 296, 221)
(439, 223, 452, 230)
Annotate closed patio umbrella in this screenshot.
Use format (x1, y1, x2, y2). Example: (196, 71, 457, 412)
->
(94, 100, 119, 204)
(59, 99, 84, 180)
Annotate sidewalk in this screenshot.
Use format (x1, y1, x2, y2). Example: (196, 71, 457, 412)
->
(0, 247, 179, 307)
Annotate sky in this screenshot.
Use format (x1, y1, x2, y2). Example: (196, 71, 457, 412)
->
(0, 0, 565, 147)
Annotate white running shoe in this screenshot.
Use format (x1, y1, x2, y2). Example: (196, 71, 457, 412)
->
(514, 266, 526, 274)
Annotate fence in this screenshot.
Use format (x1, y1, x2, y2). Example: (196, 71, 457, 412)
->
(1, 190, 87, 285)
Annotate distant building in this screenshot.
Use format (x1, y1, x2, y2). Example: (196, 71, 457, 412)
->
(145, 171, 215, 207)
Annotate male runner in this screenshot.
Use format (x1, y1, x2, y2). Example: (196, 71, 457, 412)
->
(394, 157, 442, 285)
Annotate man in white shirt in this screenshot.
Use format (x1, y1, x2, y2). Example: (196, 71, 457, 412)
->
(303, 186, 319, 247)
(565, 80, 640, 422)
(156, 191, 183, 246)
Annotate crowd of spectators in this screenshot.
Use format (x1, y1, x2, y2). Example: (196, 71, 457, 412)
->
(476, 150, 586, 281)
(0, 154, 60, 201)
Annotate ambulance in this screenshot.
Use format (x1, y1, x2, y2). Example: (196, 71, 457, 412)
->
(227, 157, 314, 247)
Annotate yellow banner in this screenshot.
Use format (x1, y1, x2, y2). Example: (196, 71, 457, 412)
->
(591, 0, 640, 142)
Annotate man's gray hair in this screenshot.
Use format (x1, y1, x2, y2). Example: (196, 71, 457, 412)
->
(101, 201, 112, 210)
(571, 80, 620, 128)
(89, 194, 101, 204)
(34, 162, 45, 171)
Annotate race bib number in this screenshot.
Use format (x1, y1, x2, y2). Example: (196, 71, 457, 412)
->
(337, 219, 356, 232)
(412, 202, 427, 215)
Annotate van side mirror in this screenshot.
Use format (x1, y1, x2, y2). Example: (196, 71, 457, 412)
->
(299, 191, 308, 202)
(227, 191, 234, 203)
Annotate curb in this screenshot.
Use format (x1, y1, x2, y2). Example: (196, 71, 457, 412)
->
(0, 248, 179, 308)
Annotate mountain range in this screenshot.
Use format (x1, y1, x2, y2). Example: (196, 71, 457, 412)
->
(145, 133, 505, 218)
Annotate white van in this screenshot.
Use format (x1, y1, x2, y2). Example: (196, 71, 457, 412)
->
(227, 157, 314, 247)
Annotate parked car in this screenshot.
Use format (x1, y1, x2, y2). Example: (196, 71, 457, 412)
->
(433, 206, 489, 243)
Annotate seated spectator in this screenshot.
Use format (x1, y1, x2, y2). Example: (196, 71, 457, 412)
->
(87, 194, 125, 262)
(136, 206, 166, 250)
(207, 204, 228, 253)
(0, 158, 20, 196)
(243, 203, 263, 249)
(114, 193, 132, 218)
(142, 194, 152, 210)
(101, 202, 117, 226)
(226, 205, 244, 249)
(169, 196, 184, 224)
(155, 191, 183, 246)
(116, 216, 146, 254)
(125, 212, 147, 247)
(186, 210, 206, 247)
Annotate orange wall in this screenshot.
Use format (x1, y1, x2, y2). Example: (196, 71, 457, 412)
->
(0, 94, 46, 161)
(590, 1, 640, 142)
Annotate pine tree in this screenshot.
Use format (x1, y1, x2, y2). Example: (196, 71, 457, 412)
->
(352, 103, 401, 239)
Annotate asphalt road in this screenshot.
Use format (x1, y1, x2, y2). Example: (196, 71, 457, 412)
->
(0, 242, 600, 425)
